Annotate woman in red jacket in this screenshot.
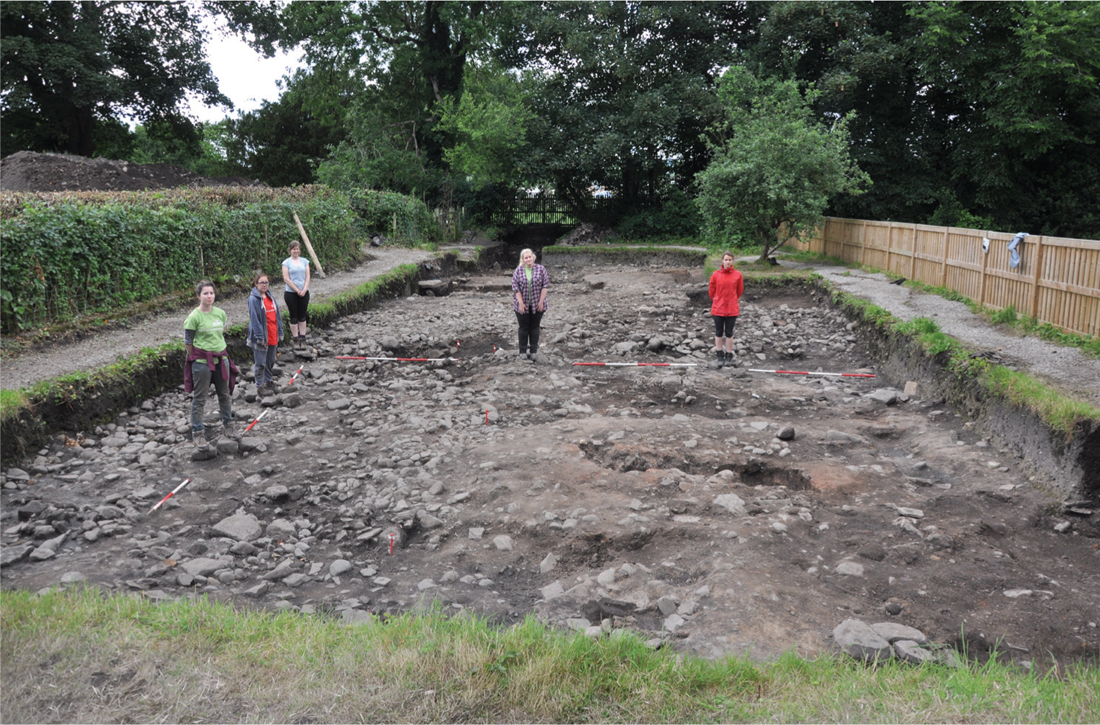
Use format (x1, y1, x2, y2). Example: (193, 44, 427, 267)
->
(708, 251, 744, 367)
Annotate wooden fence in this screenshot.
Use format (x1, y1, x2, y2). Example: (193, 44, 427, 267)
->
(488, 194, 618, 226)
(791, 218, 1100, 338)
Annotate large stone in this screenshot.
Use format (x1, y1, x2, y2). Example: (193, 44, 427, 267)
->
(833, 619, 893, 662)
(330, 559, 353, 577)
(835, 560, 865, 577)
(182, 558, 224, 577)
(262, 558, 298, 580)
(713, 493, 746, 516)
(212, 514, 262, 542)
(893, 639, 934, 664)
(493, 535, 513, 551)
(872, 622, 929, 645)
(0, 545, 33, 567)
(541, 581, 565, 601)
(266, 518, 296, 539)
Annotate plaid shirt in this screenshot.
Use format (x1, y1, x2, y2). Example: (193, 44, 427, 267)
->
(511, 263, 549, 313)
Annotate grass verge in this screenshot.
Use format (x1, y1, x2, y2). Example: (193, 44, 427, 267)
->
(835, 291, 1100, 436)
(2, 588, 1096, 723)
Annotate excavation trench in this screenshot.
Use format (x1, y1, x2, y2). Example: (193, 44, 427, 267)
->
(2, 259, 1097, 669)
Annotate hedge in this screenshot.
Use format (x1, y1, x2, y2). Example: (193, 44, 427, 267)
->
(0, 186, 360, 331)
(345, 189, 442, 244)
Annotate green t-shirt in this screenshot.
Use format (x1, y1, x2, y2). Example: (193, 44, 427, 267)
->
(184, 307, 228, 353)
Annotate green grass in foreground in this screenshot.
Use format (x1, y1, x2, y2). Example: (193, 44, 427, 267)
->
(2, 588, 1097, 723)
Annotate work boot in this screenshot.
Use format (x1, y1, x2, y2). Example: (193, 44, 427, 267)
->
(222, 421, 240, 441)
(716, 350, 725, 368)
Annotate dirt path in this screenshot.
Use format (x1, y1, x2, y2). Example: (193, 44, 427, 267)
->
(0, 247, 435, 391)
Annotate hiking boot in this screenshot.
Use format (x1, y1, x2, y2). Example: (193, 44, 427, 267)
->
(716, 350, 725, 368)
(725, 351, 734, 366)
(222, 421, 240, 440)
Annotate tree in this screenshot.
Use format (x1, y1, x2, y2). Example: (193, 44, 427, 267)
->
(498, 2, 760, 217)
(225, 68, 354, 187)
(275, 1, 495, 200)
(908, 1, 1100, 238)
(696, 67, 870, 260)
(741, 1, 946, 226)
(436, 63, 534, 186)
(1, 1, 232, 157)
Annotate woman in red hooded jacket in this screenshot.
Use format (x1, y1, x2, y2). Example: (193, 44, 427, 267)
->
(708, 251, 744, 367)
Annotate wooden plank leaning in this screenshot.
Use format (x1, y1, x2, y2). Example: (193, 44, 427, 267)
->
(293, 212, 326, 278)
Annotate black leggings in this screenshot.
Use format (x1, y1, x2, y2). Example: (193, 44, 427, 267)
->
(516, 310, 544, 353)
(712, 315, 738, 337)
(284, 291, 310, 324)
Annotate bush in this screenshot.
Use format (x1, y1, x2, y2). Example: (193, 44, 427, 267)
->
(0, 186, 359, 331)
(345, 189, 441, 245)
(618, 189, 702, 239)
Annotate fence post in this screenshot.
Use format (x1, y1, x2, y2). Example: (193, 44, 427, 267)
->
(939, 228, 950, 288)
(1029, 236, 1045, 321)
(859, 221, 867, 267)
(885, 222, 894, 273)
(909, 226, 917, 281)
(978, 230, 990, 308)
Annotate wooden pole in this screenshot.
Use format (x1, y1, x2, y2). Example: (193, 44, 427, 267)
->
(939, 228, 950, 288)
(978, 231, 990, 308)
(1029, 236, 1045, 321)
(292, 212, 326, 278)
(909, 225, 917, 281)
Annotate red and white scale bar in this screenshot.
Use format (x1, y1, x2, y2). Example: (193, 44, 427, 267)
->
(573, 362, 698, 368)
(149, 478, 191, 513)
(336, 356, 458, 362)
(749, 368, 875, 378)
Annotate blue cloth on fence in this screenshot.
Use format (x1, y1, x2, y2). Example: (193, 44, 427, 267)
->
(1007, 232, 1028, 269)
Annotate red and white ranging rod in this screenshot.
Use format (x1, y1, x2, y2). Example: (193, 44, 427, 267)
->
(336, 356, 458, 362)
(573, 361, 698, 368)
(243, 409, 269, 433)
(149, 478, 191, 513)
(287, 365, 304, 385)
(748, 368, 876, 378)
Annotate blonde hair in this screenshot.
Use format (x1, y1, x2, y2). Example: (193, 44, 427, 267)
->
(517, 248, 536, 269)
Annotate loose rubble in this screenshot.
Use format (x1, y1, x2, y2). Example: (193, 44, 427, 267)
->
(2, 262, 1097, 664)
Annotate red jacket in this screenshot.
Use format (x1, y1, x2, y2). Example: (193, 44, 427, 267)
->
(708, 267, 744, 317)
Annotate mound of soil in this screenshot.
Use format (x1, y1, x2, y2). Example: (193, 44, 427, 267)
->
(0, 150, 263, 193)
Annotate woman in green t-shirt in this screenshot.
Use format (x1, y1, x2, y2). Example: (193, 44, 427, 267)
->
(184, 280, 238, 451)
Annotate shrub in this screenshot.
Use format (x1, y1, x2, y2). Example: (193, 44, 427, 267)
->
(0, 186, 358, 331)
(345, 189, 441, 245)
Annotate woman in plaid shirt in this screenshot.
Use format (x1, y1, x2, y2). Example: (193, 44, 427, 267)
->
(511, 248, 549, 361)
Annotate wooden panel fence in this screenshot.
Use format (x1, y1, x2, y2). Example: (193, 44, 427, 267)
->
(791, 218, 1100, 338)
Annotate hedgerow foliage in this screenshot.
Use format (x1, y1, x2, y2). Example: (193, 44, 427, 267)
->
(345, 189, 441, 244)
(0, 186, 359, 331)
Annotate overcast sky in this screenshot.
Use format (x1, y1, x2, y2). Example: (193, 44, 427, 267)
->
(187, 31, 304, 124)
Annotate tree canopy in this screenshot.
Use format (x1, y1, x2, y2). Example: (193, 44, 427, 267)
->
(696, 67, 870, 259)
(4, 1, 1098, 239)
(1, 1, 233, 157)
